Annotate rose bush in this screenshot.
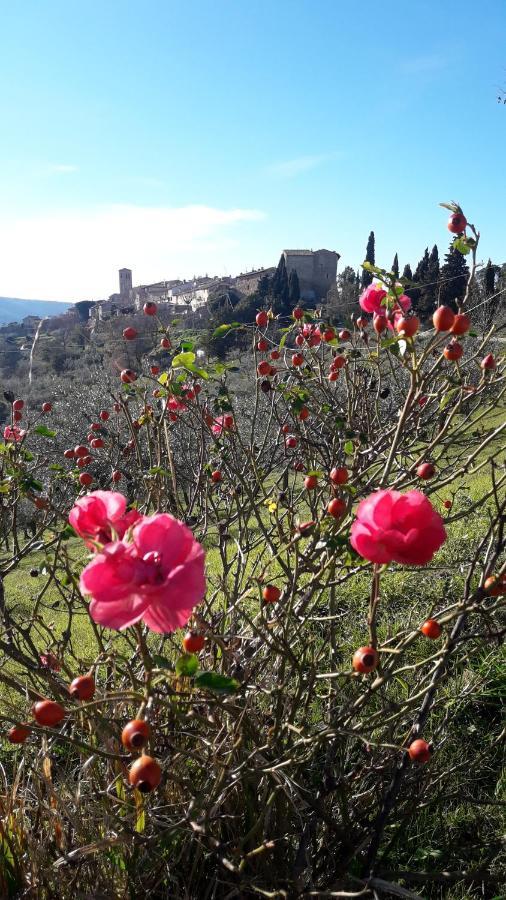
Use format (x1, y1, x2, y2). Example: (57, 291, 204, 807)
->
(0, 202, 504, 898)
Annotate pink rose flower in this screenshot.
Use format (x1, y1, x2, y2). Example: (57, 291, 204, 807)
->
(167, 396, 187, 413)
(359, 284, 387, 314)
(79, 513, 206, 632)
(4, 425, 26, 442)
(350, 489, 446, 565)
(211, 414, 234, 436)
(40, 652, 61, 671)
(69, 490, 141, 550)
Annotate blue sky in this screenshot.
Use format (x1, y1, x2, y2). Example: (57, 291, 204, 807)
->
(0, 0, 505, 300)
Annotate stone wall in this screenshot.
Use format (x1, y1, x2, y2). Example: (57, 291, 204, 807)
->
(283, 250, 339, 300)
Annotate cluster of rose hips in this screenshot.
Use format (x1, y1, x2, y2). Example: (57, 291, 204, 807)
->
(432, 305, 496, 369)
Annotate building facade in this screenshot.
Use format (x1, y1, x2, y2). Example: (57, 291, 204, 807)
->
(282, 249, 340, 300)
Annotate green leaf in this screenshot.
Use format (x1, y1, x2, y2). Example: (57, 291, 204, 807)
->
(452, 237, 471, 255)
(152, 654, 172, 670)
(158, 372, 169, 385)
(60, 525, 75, 541)
(34, 425, 56, 438)
(172, 351, 196, 369)
(212, 322, 241, 338)
(175, 653, 199, 677)
(344, 440, 354, 455)
(147, 466, 171, 476)
(279, 332, 288, 350)
(194, 671, 240, 694)
(439, 388, 460, 410)
(0, 481, 10, 493)
(180, 340, 194, 352)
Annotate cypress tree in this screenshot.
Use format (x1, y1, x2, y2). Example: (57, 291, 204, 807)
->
(438, 243, 470, 311)
(288, 269, 300, 307)
(484, 259, 498, 296)
(257, 272, 271, 301)
(361, 231, 375, 288)
(271, 255, 290, 314)
(407, 248, 429, 309)
(391, 253, 399, 278)
(418, 245, 440, 319)
(402, 263, 413, 282)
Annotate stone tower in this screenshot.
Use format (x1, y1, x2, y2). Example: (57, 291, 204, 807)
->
(282, 249, 340, 300)
(119, 268, 133, 298)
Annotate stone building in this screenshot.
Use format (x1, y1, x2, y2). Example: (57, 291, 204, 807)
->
(119, 268, 133, 298)
(234, 267, 276, 296)
(283, 249, 340, 301)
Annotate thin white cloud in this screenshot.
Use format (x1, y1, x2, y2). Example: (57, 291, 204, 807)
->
(0, 204, 265, 301)
(266, 153, 333, 178)
(399, 55, 446, 75)
(48, 163, 79, 174)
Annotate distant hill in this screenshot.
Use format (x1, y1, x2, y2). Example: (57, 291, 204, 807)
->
(0, 297, 73, 325)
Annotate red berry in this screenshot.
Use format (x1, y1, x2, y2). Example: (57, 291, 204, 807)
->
(285, 435, 298, 448)
(328, 371, 339, 382)
(483, 574, 506, 596)
(330, 466, 348, 485)
(295, 333, 304, 347)
(293, 460, 304, 472)
(417, 462, 435, 480)
(123, 326, 137, 340)
(291, 353, 304, 367)
(481, 353, 496, 370)
(99, 410, 109, 421)
(122, 719, 151, 751)
(447, 212, 467, 234)
(257, 361, 271, 376)
(257, 338, 268, 352)
(256, 311, 268, 327)
(13, 410, 22, 422)
(223, 415, 234, 429)
(339, 329, 351, 341)
(34, 497, 48, 510)
(160, 337, 171, 349)
(327, 498, 346, 519)
(270, 349, 280, 360)
(74, 445, 88, 457)
(112, 470, 122, 482)
(32, 700, 65, 727)
(418, 396, 428, 407)
(8, 724, 30, 744)
(373, 314, 388, 334)
(90, 423, 101, 432)
(356, 316, 368, 329)
(450, 313, 470, 335)
(79, 473, 93, 487)
(91, 438, 104, 449)
(69, 674, 95, 701)
(12, 399, 24, 411)
(211, 470, 222, 483)
(352, 646, 379, 674)
(421, 619, 442, 639)
(443, 500, 452, 510)
(281, 424, 291, 434)
(41, 402, 52, 413)
(63, 448, 75, 459)
(121, 369, 137, 383)
(331, 355, 346, 370)
(322, 328, 336, 342)
(143, 301, 157, 316)
(443, 341, 463, 361)
(150, 365, 160, 376)
(408, 738, 431, 763)
(128, 755, 161, 792)
(298, 407, 309, 421)
(182, 632, 205, 653)
(395, 315, 419, 337)
(304, 475, 318, 490)
(297, 520, 315, 535)
(262, 585, 281, 603)
(292, 307, 304, 320)
(433, 306, 455, 332)
(114, 402, 121, 412)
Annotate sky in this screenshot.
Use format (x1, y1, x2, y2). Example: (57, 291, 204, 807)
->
(0, 0, 505, 301)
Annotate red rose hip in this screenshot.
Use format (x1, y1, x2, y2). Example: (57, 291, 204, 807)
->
(408, 738, 431, 763)
(128, 755, 161, 792)
(352, 646, 379, 674)
(122, 719, 151, 751)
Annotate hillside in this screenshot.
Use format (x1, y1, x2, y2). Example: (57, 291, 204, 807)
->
(0, 296, 73, 325)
